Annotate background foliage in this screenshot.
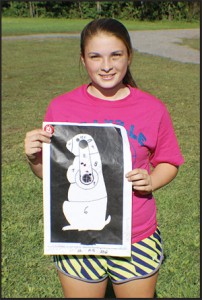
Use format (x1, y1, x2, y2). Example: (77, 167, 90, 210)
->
(1, 0, 200, 21)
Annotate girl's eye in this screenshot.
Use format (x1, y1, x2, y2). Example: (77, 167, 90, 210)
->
(90, 55, 100, 59)
(112, 53, 122, 59)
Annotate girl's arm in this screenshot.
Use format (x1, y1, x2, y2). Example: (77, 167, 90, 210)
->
(24, 129, 52, 179)
(26, 153, 43, 179)
(126, 163, 179, 195)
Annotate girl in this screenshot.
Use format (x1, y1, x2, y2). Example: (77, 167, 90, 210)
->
(24, 18, 184, 298)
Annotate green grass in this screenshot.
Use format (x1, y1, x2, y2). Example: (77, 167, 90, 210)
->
(2, 16, 200, 36)
(180, 38, 200, 50)
(2, 29, 200, 297)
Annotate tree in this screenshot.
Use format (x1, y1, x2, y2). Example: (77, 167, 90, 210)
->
(1, 0, 200, 21)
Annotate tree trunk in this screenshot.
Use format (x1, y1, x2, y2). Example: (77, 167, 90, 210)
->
(168, 3, 173, 21)
(29, 2, 34, 17)
(96, 1, 101, 13)
(78, 1, 83, 19)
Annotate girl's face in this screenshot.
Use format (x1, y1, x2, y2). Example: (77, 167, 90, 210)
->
(81, 33, 131, 96)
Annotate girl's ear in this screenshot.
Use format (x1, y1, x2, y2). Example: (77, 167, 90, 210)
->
(128, 53, 132, 66)
(80, 55, 85, 66)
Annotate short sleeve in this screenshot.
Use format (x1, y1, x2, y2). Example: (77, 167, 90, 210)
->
(150, 107, 184, 168)
(44, 104, 53, 122)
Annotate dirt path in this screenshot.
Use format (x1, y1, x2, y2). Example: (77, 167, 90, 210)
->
(3, 28, 200, 64)
(129, 28, 200, 64)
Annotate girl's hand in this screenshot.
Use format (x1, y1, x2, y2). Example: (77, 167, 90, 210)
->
(24, 129, 52, 162)
(126, 164, 179, 195)
(126, 168, 153, 195)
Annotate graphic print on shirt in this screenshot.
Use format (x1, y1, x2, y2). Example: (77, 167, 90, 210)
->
(62, 133, 111, 231)
(86, 119, 147, 164)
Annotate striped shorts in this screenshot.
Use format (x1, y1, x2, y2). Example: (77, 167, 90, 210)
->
(54, 227, 163, 284)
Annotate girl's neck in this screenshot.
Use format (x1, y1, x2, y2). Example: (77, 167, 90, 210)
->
(87, 83, 130, 101)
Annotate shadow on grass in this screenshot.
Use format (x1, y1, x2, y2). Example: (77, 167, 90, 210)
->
(105, 280, 158, 298)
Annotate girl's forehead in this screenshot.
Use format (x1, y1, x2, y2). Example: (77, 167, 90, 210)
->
(84, 33, 126, 49)
(88, 32, 120, 41)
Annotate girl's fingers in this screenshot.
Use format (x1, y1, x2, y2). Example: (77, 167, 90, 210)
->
(24, 129, 53, 157)
(126, 168, 147, 178)
(131, 178, 149, 187)
(125, 168, 152, 194)
(126, 172, 148, 182)
(26, 129, 52, 141)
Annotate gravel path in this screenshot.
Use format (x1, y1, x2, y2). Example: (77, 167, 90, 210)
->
(3, 28, 200, 64)
(129, 28, 200, 64)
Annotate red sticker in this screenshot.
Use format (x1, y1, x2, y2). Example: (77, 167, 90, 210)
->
(44, 124, 54, 134)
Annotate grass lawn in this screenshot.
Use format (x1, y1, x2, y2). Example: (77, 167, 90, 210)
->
(2, 20, 200, 298)
(2, 17, 200, 36)
(180, 38, 200, 50)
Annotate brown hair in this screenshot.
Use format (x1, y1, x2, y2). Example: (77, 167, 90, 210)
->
(80, 18, 137, 88)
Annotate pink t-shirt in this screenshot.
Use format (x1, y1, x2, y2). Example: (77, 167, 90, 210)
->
(44, 84, 184, 243)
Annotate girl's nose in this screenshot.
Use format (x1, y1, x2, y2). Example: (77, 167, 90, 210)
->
(101, 66, 113, 72)
(101, 58, 113, 72)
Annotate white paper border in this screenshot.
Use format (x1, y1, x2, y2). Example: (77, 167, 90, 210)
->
(43, 122, 132, 257)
